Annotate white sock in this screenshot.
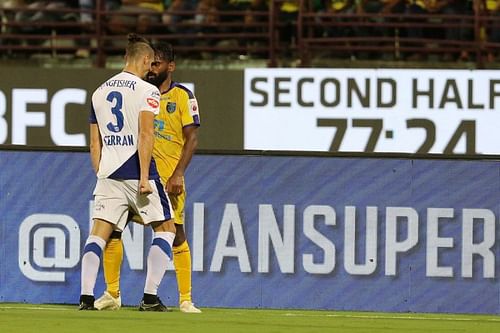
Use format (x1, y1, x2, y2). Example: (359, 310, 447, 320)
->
(80, 235, 106, 296)
(144, 231, 175, 295)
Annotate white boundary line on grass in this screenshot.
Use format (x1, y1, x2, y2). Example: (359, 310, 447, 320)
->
(0, 306, 71, 311)
(1, 305, 499, 323)
(283, 312, 500, 323)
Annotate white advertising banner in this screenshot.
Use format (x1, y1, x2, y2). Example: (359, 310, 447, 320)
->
(244, 68, 500, 155)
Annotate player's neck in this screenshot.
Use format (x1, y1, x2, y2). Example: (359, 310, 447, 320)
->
(159, 78, 172, 93)
(123, 64, 143, 79)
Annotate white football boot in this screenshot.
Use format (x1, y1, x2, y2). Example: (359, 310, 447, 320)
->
(94, 291, 121, 311)
(179, 301, 202, 313)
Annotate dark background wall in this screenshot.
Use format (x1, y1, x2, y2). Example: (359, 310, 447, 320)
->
(0, 66, 243, 149)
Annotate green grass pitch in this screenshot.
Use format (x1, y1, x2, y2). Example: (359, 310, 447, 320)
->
(1, 303, 499, 333)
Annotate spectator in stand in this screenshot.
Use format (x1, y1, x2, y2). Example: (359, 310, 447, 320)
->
(244, 0, 268, 22)
(161, 0, 197, 48)
(483, 0, 500, 62)
(224, 0, 253, 18)
(222, 0, 254, 24)
(216, 0, 255, 50)
(194, 0, 220, 27)
(75, 0, 120, 58)
(107, 0, 164, 35)
(279, 0, 299, 53)
(357, 0, 406, 26)
(0, 1, 24, 26)
(357, 0, 406, 57)
(404, 0, 450, 60)
(15, 0, 65, 34)
(162, 0, 196, 36)
(237, 0, 268, 57)
(193, 0, 221, 50)
(15, 0, 80, 32)
(0, 0, 25, 48)
(316, 0, 356, 38)
(3, 1, 80, 47)
(314, 0, 357, 58)
(79, 0, 120, 26)
(440, 0, 474, 61)
(359, 0, 405, 13)
(243, 0, 268, 38)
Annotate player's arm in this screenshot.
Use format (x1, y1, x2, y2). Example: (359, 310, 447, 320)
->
(89, 123, 102, 174)
(167, 125, 199, 195)
(138, 110, 156, 195)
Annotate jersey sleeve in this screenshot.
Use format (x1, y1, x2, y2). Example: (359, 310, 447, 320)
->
(140, 86, 161, 115)
(89, 101, 97, 124)
(180, 91, 200, 127)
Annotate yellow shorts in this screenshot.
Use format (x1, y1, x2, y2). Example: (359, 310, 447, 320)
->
(168, 187, 186, 225)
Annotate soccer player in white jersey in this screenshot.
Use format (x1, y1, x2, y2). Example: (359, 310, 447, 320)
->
(79, 33, 176, 312)
(94, 42, 201, 313)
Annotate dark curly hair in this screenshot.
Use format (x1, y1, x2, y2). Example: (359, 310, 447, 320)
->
(153, 42, 175, 62)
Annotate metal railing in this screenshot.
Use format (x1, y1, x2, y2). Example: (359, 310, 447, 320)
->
(1, 0, 499, 68)
(297, 0, 500, 68)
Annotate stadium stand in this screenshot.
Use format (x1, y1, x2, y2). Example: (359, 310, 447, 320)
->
(0, 0, 499, 68)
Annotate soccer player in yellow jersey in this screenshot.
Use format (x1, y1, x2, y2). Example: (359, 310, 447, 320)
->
(94, 42, 201, 313)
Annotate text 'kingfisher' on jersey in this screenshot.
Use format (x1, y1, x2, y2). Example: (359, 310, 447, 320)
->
(103, 79, 137, 90)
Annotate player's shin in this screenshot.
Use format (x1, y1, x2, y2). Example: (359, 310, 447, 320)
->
(143, 231, 176, 296)
(173, 240, 192, 303)
(81, 235, 106, 296)
(103, 233, 124, 298)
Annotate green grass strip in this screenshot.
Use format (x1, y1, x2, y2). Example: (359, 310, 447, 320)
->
(0, 303, 499, 333)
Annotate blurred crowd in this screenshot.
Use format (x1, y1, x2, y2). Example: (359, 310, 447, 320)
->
(294, 0, 500, 62)
(1, 0, 500, 62)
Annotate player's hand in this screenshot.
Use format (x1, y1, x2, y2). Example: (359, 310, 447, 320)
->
(139, 180, 153, 195)
(166, 174, 183, 195)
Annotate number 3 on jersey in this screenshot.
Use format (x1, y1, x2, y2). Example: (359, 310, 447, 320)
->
(106, 91, 124, 133)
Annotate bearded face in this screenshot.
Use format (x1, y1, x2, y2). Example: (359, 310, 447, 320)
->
(146, 69, 168, 88)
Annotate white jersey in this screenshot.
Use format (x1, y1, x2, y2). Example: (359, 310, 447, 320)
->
(90, 71, 161, 179)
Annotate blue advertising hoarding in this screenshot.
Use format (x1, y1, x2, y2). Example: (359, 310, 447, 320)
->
(0, 150, 499, 314)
